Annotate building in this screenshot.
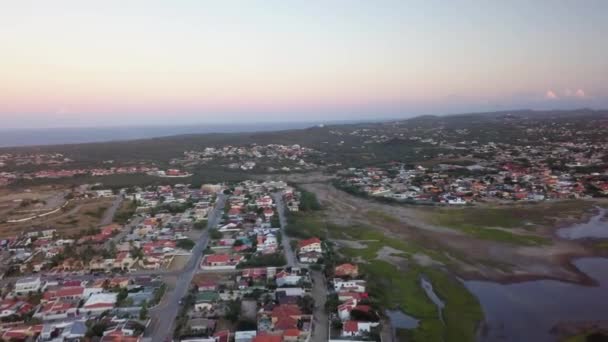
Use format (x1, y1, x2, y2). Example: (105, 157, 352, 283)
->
(83, 293, 117, 315)
(14, 276, 41, 295)
(297, 237, 322, 253)
(335, 263, 359, 278)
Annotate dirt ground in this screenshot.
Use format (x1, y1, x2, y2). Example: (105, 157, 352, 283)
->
(0, 196, 115, 238)
(299, 180, 602, 284)
(167, 255, 190, 271)
(0, 186, 69, 219)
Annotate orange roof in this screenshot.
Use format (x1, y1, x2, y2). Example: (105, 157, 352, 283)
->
(284, 329, 300, 337)
(298, 237, 321, 248)
(252, 335, 283, 342)
(343, 320, 359, 333)
(271, 304, 302, 318)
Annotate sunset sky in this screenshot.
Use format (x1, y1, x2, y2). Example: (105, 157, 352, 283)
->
(1, 0, 607, 128)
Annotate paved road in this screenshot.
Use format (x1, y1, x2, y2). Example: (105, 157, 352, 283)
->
(311, 270, 329, 342)
(146, 194, 226, 341)
(104, 215, 143, 250)
(100, 195, 124, 226)
(272, 193, 298, 267)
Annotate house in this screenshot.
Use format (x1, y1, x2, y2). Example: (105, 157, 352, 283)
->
(263, 208, 274, 219)
(335, 263, 359, 278)
(256, 234, 278, 253)
(196, 280, 218, 292)
(194, 291, 220, 311)
(83, 293, 117, 314)
(42, 286, 84, 302)
(235, 330, 257, 342)
(270, 304, 303, 331)
(114, 252, 136, 270)
(337, 299, 357, 321)
(0, 299, 32, 318)
(333, 279, 366, 293)
(14, 276, 41, 295)
(255, 196, 273, 208)
(297, 237, 322, 253)
(275, 271, 302, 287)
(189, 318, 217, 335)
(34, 300, 78, 321)
(341, 320, 373, 337)
(201, 254, 243, 269)
(252, 334, 282, 342)
(2, 325, 44, 341)
(298, 251, 321, 264)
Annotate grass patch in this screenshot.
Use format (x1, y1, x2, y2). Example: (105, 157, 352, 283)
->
(366, 210, 400, 224)
(431, 200, 593, 230)
(285, 211, 327, 238)
(328, 223, 449, 263)
(327, 222, 482, 342)
(430, 209, 551, 246)
(360, 260, 481, 342)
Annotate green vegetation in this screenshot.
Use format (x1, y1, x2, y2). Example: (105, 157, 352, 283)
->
(115, 199, 137, 224)
(298, 189, 322, 211)
(209, 229, 223, 239)
(85, 205, 108, 218)
(366, 210, 400, 224)
(562, 331, 608, 342)
(193, 219, 208, 230)
(176, 238, 195, 250)
(285, 211, 327, 238)
(324, 221, 482, 342)
(238, 253, 286, 268)
(430, 208, 552, 246)
(152, 283, 167, 305)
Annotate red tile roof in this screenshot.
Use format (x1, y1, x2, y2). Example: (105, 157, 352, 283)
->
(298, 237, 321, 248)
(343, 320, 359, 333)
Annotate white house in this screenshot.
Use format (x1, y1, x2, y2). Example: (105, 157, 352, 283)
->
(14, 276, 41, 295)
(333, 279, 366, 293)
(297, 237, 322, 254)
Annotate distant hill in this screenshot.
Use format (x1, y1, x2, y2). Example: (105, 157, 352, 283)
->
(1, 109, 607, 167)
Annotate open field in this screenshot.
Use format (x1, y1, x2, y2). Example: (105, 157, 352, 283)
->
(281, 182, 608, 341)
(0, 196, 115, 238)
(297, 181, 602, 283)
(0, 185, 69, 219)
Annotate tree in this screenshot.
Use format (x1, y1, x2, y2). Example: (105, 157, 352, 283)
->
(297, 295, 315, 314)
(209, 229, 223, 240)
(226, 299, 241, 323)
(176, 239, 195, 250)
(193, 220, 208, 230)
(139, 301, 149, 319)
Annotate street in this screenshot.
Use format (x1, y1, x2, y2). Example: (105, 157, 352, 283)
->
(272, 193, 298, 267)
(146, 193, 226, 341)
(100, 194, 124, 226)
(311, 270, 329, 342)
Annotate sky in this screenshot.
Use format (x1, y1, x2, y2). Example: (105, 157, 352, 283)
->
(1, 0, 607, 128)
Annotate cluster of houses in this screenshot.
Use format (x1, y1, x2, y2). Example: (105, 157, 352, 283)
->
(178, 267, 314, 342)
(173, 144, 322, 173)
(147, 169, 193, 178)
(0, 153, 72, 168)
(1, 183, 220, 279)
(338, 159, 608, 205)
(0, 274, 163, 340)
(0, 166, 159, 186)
(328, 263, 380, 339)
(201, 181, 288, 271)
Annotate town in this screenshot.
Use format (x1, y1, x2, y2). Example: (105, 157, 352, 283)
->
(0, 179, 380, 342)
